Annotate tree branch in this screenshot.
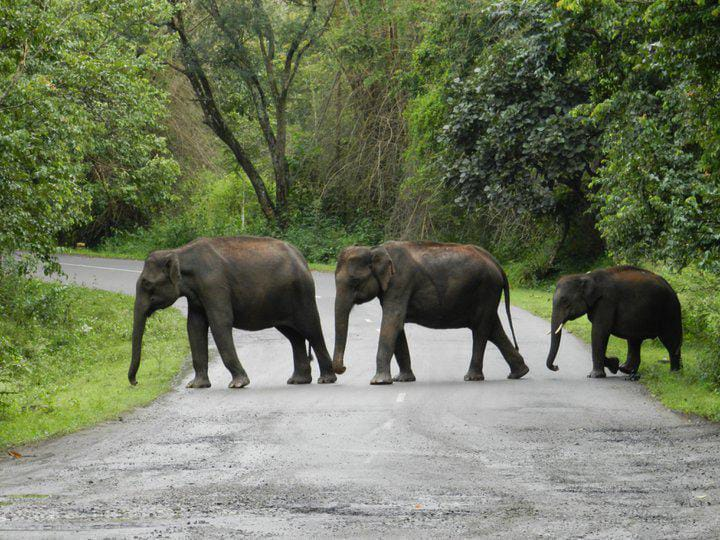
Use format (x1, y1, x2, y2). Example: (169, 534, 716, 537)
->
(168, 2, 276, 222)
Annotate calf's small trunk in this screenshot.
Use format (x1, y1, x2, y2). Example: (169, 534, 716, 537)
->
(545, 311, 565, 372)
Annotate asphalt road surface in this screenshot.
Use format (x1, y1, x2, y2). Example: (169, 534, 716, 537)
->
(1, 254, 719, 538)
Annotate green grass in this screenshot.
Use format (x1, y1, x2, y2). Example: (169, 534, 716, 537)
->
(59, 246, 336, 272)
(58, 246, 149, 260)
(511, 286, 720, 422)
(0, 283, 188, 450)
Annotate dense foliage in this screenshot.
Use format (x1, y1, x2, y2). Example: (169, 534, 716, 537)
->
(440, 2, 600, 267)
(0, 0, 178, 266)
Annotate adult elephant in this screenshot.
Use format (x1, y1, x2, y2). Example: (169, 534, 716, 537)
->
(545, 266, 682, 379)
(129, 236, 340, 388)
(332, 241, 529, 384)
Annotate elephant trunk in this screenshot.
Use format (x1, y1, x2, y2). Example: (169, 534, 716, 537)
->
(332, 294, 353, 375)
(128, 299, 148, 385)
(545, 310, 565, 372)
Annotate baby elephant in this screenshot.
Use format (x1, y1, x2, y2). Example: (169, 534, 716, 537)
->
(333, 241, 529, 384)
(129, 236, 340, 388)
(546, 266, 682, 379)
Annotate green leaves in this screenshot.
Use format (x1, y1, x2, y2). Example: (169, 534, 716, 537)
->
(441, 1, 597, 223)
(0, 0, 178, 264)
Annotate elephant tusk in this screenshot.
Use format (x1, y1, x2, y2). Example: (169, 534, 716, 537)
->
(554, 323, 564, 334)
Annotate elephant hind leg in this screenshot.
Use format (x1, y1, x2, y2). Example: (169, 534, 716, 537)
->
(278, 326, 312, 385)
(487, 313, 529, 379)
(293, 306, 336, 383)
(659, 332, 682, 371)
(464, 327, 488, 381)
(618, 339, 642, 375)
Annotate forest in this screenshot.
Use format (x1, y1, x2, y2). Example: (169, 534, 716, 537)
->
(1, 0, 720, 430)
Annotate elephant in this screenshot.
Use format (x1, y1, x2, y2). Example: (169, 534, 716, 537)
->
(332, 241, 529, 384)
(545, 265, 682, 379)
(129, 236, 340, 388)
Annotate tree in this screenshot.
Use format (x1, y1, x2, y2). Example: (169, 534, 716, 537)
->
(167, 0, 338, 227)
(559, 0, 720, 270)
(440, 1, 600, 268)
(0, 0, 177, 268)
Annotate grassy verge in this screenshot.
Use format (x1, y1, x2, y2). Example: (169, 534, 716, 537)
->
(0, 281, 188, 449)
(511, 286, 720, 422)
(58, 246, 336, 272)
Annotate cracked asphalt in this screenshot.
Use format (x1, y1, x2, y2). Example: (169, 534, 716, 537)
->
(1, 254, 718, 538)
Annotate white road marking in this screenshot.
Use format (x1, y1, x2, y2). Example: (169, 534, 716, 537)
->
(61, 262, 141, 274)
(396, 392, 406, 403)
(382, 420, 394, 430)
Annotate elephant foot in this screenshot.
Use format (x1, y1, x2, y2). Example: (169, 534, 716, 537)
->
(317, 372, 337, 384)
(604, 357, 620, 374)
(393, 372, 416, 382)
(186, 376, 211, 389)
(464, 371, 485, 381)
(370, 372, 393, 385)
(617, 361, 637, 375)
(229, 374, 250, 388)
(508, 364, 530, 380)
(587, 369, 606, 378)
(287, 372, 312, 384)
(625, 372, 641, 381)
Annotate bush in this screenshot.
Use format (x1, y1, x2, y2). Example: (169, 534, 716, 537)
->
(94, 172, 385, 263)
(0, 267, 71, 413)
(664, 267, 720, 388)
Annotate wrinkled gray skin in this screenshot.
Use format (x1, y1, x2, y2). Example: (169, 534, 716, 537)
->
(333, 241, 529, 384)
(130, 237, 340, 388)
(546, 265, 683, 379)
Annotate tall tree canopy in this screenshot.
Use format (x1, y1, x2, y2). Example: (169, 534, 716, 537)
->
(168, 0, 338, 227)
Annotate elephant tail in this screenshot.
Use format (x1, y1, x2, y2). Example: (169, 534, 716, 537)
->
(502, 270, 520, 351)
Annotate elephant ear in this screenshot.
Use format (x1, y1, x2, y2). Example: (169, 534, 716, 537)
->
(165, 252, 181, 286)
(370, 246, 395, 292)
(582, 274, 601, 306)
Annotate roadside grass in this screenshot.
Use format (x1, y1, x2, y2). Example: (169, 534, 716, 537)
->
(511, 287, 720, 422)
(0, 281, 188, 450)
(58, 246, 336, 272)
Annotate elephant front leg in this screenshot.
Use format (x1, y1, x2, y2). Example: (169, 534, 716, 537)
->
(589, 323, 611, 378)
(186, 307, 211, 388)
(371, 306, 406, 385)
(392, 330, 416, 382)
(208, 311, 250, 388)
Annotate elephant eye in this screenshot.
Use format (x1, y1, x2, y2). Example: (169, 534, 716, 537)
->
(141, 278, 153, 291)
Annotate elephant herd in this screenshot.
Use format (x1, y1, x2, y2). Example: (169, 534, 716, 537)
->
(129, 236, 683, 388)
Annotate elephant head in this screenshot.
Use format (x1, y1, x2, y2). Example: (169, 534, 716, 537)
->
(332, 245, 395, 374)
(129, 250, 182, 385)
(545, 273, 601, 372)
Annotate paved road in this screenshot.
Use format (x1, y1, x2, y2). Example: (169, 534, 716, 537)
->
(2, 255, 719, 538)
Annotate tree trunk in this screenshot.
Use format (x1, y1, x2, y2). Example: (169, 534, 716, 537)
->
(170, 8, 277, 225)
(273, 105, 290, 227)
